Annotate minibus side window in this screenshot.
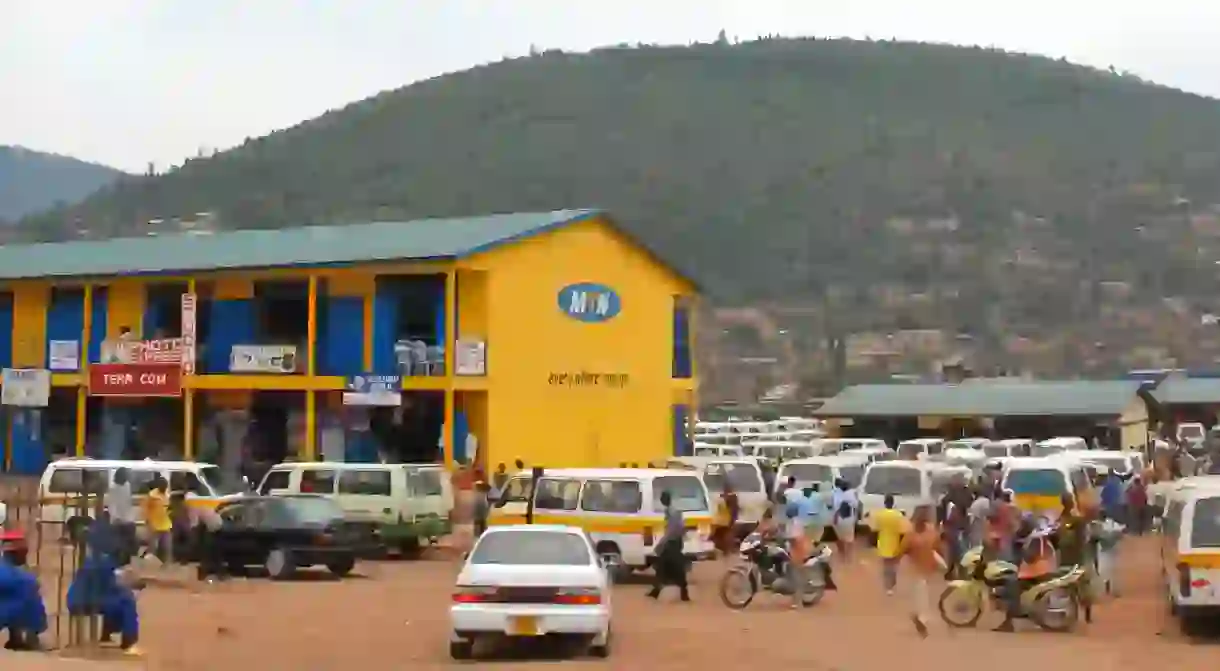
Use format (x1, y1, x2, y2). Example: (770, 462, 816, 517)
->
(580, 480, 642, 514)
(170, 471, 208, 495)
(494, 477, 531, 507)
(259, 470, 291, 495)
(1189, 498, 1220, 548)
(300, 469, 337, 494)
(534, 478, 581, 511)
(129, 470, 160, 495)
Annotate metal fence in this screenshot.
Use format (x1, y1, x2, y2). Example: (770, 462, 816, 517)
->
(1, 475, 106, 650)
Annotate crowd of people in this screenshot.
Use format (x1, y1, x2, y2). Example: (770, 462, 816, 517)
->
(675, 463, 1148, 636)
(0, 466, 234, 654)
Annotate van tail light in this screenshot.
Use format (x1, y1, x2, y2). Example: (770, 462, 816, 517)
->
(1178, 562, 1193, 597)
(642, 526, 654, 546)
(552, 587, 601, 605)
(452, 585, 499, 604)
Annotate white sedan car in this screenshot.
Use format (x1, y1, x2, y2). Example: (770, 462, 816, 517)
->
(450, 524, 612, 660)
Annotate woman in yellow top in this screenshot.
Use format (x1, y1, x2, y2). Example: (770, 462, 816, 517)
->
(142, 477, 173, 565)
(712, 482, 739, 557)
(869, 494, 910, 596)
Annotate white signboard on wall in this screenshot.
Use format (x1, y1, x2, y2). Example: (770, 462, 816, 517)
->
(1, 368, 50, 407)
(48, 340, 80, 371)
(455, 339, 486, 376)
(230, 345, 299, 373)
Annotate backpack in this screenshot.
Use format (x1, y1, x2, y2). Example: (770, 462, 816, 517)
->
(837, 499, 853, 519)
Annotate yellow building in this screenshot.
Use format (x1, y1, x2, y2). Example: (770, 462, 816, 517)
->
(0, 210, 698, 475)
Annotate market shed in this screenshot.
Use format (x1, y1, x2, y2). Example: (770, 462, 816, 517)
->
(814, 380, 1155, 450)
(1151, 377, 1220, 429)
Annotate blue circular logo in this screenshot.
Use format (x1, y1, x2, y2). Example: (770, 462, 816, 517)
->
(557, 283, 622, 323)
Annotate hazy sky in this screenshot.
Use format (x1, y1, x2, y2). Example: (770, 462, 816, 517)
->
(4, 1, 1218, 173)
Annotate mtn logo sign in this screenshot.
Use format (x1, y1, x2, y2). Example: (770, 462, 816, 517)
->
(557, 283, 622, 323)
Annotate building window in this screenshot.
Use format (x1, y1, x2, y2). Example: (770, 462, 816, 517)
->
(672, 297, 692, 378)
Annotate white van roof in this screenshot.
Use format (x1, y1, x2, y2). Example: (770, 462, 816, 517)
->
(899, 438, 944, 445)
(49, 458, 218, 470)
(782, 455, 869, 467)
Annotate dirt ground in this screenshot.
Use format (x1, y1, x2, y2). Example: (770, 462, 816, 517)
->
(6, 535, 1220, 670)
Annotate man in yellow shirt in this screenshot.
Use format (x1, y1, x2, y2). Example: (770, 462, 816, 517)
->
(142, 478, 173, 565)
(869, 494, 909, 596)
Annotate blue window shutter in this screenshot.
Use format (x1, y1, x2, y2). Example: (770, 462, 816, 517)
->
(88, 287, 108, 364)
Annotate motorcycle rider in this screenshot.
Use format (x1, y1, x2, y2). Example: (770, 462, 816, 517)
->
(995, 517, 1057, 632)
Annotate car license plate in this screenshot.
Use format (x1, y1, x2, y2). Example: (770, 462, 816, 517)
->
(508, 616, 540, 637)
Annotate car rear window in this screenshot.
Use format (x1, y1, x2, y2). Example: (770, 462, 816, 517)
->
(1190, 497, 1220, 548)
(983, 445, 1008, 458)
(863, 466, 922, 496)
(279, 497, 345, 526)
(782, 464, 834, 484)
(1004, 469, 1067, 496)
(338, 470, 392, 496)
(470, 531, 593, 566)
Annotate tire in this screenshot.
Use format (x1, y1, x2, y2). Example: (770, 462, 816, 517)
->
(1030, 587, 1080, 633)
(589, 628, 611, 658)
(449, 641, 474, 660)
(718, 567, 757, 610)
(1179, 612, 1209, 637)
(397, 538, 423, 559)
(596, 545, 630, 583)
(937, 584, 984, 628)
(326, 556, 356, 577)
(265, 547, 295, 580)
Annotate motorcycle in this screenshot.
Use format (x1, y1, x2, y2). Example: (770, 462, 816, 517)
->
(718, 532, 832, 609)
(937, 545, 1087, 632)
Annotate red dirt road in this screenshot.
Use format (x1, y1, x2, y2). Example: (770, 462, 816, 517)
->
(6, 535, 1219, 670)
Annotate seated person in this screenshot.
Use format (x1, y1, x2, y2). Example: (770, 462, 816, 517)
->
(0, 551, 47, 651)
(66, 522, 143, 656)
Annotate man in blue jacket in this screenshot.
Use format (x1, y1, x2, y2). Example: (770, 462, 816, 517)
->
(66, 522, 142, 656)
(0, 547, 47, 650)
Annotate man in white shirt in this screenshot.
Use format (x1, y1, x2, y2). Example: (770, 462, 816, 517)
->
(103, 468, 136, 565)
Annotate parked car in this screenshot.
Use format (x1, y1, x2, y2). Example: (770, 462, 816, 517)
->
(450, 524, 612, 660)
(212, 495, 376, 580)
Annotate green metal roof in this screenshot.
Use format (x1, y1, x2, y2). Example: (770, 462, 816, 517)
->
(1152, 378, 1220, 405)
(814, 380, 1148, 418)
(0, 209, 608, 280)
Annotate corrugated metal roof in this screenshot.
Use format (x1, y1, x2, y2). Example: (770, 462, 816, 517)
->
(0, 209, 601, 280)
(1152, 378, 1220, 405)
(814, 380, 1147, 417)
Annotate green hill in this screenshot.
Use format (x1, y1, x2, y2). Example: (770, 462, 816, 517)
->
(0, 146, 125, 221)
(20, 39, 1220, 337)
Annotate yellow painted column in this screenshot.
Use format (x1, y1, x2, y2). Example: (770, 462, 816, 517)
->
(183, 279, 196, 459)
(75, 284, 93, 456)
(443, 269, 456, 467)
(304, 274, 318, 460)
(362, 280, 374, 372)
